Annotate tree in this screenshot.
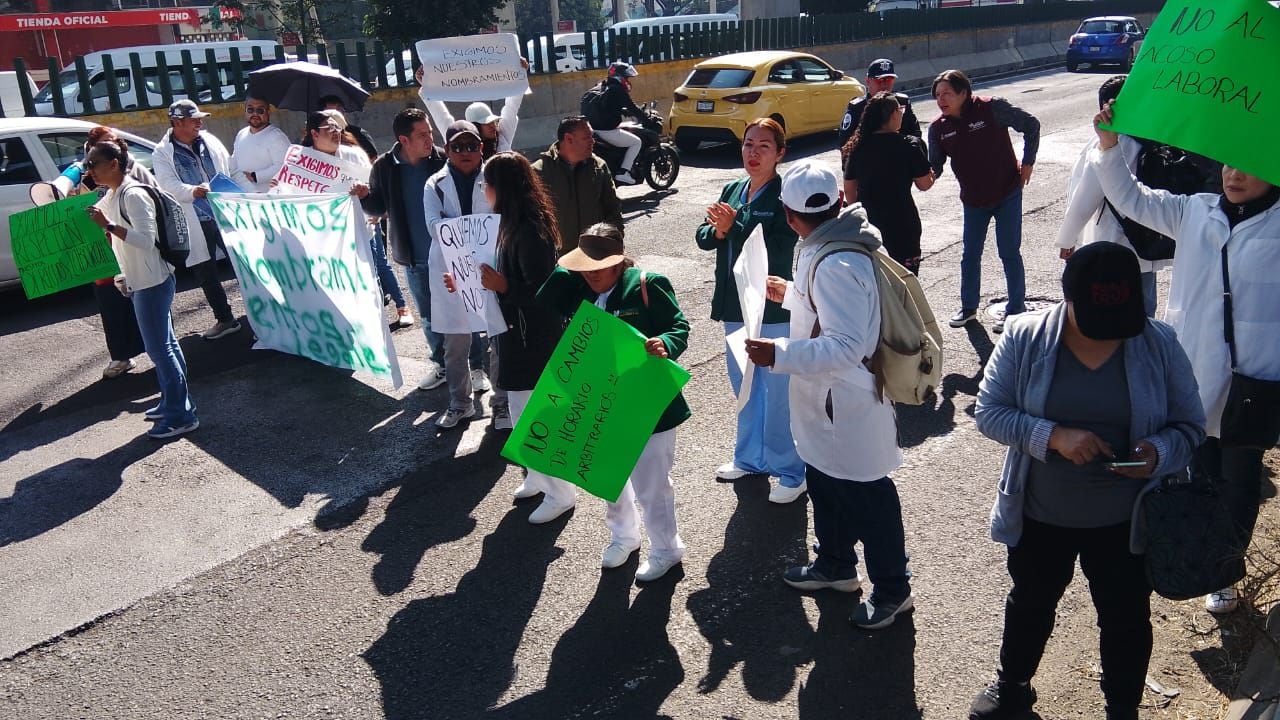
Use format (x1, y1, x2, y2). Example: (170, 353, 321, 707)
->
(516, 0, 606, 34)
(210, 0, 355, 44)
(365, 0, 507, 45)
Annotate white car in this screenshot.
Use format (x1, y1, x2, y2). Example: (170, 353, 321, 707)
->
(0, 118, 157, 292)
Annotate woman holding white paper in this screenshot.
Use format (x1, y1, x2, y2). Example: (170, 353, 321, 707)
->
(694, 117, 805, 504)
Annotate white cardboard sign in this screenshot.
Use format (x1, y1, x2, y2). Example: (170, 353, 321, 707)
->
(415, 33, 529, 101)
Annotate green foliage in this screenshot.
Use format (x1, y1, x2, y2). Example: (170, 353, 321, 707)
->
(365, 0, 506, 44)
(516, 0, 606, 34)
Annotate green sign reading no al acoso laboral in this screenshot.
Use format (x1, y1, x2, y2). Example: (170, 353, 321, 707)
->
(9, 193, 120, 299)
(502, 301, 691, 503)
(1106, 0, 1280, 186)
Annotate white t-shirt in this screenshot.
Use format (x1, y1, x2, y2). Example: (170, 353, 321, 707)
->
(231, 124, 292, 192)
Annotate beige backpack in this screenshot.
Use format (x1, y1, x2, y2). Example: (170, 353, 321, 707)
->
(806, 241, 943, 405)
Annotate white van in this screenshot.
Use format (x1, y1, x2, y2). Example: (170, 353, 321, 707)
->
(0, 71, 39, 118)
(608, 13, 740, 63)
(525, 33, 591, 73)
(608, 13, 740, 33)
(32, 40, 281, 115)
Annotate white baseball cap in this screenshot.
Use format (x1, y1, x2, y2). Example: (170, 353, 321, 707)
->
(780, 160, 840, 213)
(464, 102, 500, 125)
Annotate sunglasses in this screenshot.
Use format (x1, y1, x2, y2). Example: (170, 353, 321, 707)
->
(449, 142, 481, 154)
(245, 106, 268, 115)
(84, 158, 111, 169)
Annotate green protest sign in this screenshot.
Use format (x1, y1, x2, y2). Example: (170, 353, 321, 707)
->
(502, 301, 691, 503)
(9, 193, 119, 299)
(1105, 0, 1280, 186)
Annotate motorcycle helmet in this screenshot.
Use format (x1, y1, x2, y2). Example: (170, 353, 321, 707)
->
(608, 61, 638, 79)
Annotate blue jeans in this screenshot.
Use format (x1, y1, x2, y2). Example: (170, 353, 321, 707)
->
(961, 188, 1025, 314)
(403, 263, 486, 368)
(1141, 271, 1156, 318)
(807, 466, 911, 602)
(131, 275, 196, 426)
(370, 226, 405, 309)
(724, 321, 804, 487)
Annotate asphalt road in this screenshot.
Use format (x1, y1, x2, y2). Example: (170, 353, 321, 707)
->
(0, 67, 1259, 719)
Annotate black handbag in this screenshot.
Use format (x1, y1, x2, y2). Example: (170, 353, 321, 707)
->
(1139, 473, 1246, 600)
(1219, 245, 1280, 449)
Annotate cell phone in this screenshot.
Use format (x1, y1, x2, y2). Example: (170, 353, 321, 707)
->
(1105, 461, 1148, 469)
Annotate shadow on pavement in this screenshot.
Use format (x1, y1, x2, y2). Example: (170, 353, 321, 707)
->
(687, 477, 812, 701)
(0, 435, 159, 546)
(899, 324, 995, 449)
(363, 499, 569, 719)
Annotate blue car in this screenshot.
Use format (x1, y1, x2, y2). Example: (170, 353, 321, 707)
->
(1066, 16, 1145, 73)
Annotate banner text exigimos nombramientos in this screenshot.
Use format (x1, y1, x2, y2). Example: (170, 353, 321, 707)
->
(1105, 0, 1280, 186)
(502, 301, 691, 503)
(209, 193, 403, 387)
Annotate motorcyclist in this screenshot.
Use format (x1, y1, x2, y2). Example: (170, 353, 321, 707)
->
(586, 61, 651, 186)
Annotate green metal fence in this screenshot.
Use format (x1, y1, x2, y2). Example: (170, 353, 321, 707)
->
(2, 0, 1163, 119)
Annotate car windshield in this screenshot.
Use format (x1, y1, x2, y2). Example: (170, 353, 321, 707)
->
(34, 69, 81, 103)
(684, 68, 754, 89)
(1079, 20, 1126, 34)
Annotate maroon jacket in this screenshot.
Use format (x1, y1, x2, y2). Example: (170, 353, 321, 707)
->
(928, 96, 1040, 208)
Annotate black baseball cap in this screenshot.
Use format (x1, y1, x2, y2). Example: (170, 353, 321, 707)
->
(1062, 242, 1147, 340)
(444, 120, 482, 144)
(867, 58, 897, 79)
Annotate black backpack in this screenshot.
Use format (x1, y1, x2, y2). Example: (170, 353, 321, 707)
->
(580, 83, 610, 128)
(1105, 140, 1208, 261)
(121, 184, 192, 268)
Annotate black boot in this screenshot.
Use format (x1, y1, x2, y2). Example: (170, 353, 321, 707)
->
(969, 680, 1037, 719)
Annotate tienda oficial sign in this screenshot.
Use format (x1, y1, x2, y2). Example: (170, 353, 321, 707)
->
(0, 7, 241, 32)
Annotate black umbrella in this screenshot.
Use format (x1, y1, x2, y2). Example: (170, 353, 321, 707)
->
(247, 61, 371, 112)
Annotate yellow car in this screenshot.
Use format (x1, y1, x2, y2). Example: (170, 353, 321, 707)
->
(667, 51, 865, 152)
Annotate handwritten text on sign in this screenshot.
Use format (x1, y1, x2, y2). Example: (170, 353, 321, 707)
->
(9, 192, 120, 299)
(415, 33, 529, 101)
(270, 145, 370, 196)
(209, 193, 403, 388)
(1107, 0, 1280, 185)
(502, 302, 690, 502)
(437, 213, 506, 335)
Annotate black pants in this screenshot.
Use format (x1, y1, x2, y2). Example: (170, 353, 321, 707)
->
(193, 219, 234, 324)
(998, 517, 1152, 712)
(93, 281, 144, 361)
(1191, 437, 1266, 556)
(806, 465, 911, 602)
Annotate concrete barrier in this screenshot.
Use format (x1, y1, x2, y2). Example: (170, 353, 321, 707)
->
(96, 13, 1154, 157)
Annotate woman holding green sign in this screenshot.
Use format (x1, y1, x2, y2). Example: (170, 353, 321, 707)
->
(538, 223, 691, 583)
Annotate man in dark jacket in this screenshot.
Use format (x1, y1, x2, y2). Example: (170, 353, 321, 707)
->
(837, 58, 921, 149)
(360, 107, 449, 390)
(586, 62, 648, 186)
(532, 116, 624, 255)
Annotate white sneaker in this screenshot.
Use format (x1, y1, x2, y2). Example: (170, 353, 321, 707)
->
(513, 480, 540, 500)
(397, 307, 414, 327)
(614, 171, 638, 186)
(103, 359, 136, 378)
(417, 364, 446, 391)
(602, 541, 640, 569)
(436, 405, 476, 429)
(636, 553, 683, 582)
(1206, 587, 1240, 615)
(715, 462, 751, 481)
(769, 480, 808, 504)
(471, 368, 491, 393)
(528, 498, 574, 525)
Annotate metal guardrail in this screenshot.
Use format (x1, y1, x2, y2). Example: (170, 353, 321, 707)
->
(0, 0, 1163, 118)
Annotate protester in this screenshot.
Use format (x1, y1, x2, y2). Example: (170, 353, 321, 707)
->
(532, 116, 624, 256)
(584, 62, 648, 186)
(1055, 76, 1167, 317)
(969, 242, 1205, 720)
(538, 222, 690, 579)
(744, 161, 911, 630)
(928, 69, 1040, 333)
(319, 95, 378, 159)
(51, 126, 150, 379)
(694, 117, 805, 503)
(843, 91, 935, 275)
(85, 141, 199, 440)
(836, 58, 922, 151)
(418, 59, 528, 158)
(1093, 101, 1280, 615)
(230, 96, 291, 193)
(445, 152, 576, 515)
(361, 108, 451, 391)
(152, 99, 241, 341)
(302, 111, 372, 173)
(423, 120, 496, 429)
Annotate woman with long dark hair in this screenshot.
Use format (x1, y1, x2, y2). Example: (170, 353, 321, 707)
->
(842, 91, 935, 275)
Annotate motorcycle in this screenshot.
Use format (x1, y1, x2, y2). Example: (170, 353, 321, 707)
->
(593, 101, 681, 191)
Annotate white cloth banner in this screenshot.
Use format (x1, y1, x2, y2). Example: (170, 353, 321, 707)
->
(208, 192, 403, 388)
(728, 224, 767, 413)
(270, 145, 370, 196)
(437, 213, 507, 336)
(415, 33, 529, 101)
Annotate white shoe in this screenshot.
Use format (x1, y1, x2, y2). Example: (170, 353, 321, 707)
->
(397, 307, 414, 326)
(1206, 587, 1240, 615)
(715, 462, 751, 481)
(602, 541, 640, 569)
(636, 553, 682, 582)
(417, 364, 447, 391)
(614, 171, 638, 186)
(528, 498, 574, 525)
(436, 405, 476, 429)
(471, 368, 491, 393)
(513, 479, 540, 499)
(769, 480, 808, 504)
(103, 358, 136, 378)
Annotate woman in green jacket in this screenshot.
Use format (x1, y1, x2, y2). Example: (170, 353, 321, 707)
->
(538, 223, 690, 582)
(695, 118, 805, 504)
